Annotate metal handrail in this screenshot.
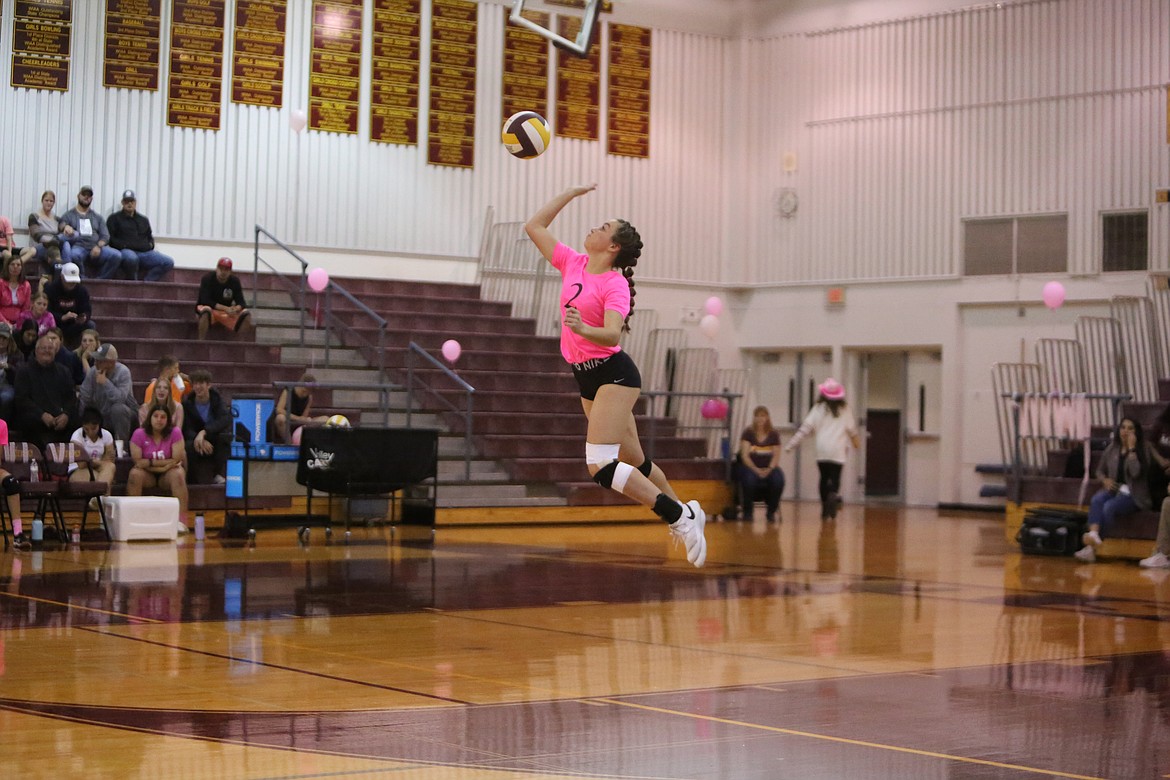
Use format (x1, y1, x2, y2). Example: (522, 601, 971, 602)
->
(641, 389, 742, 483)
(253, 225, 308, 345)
(254, 224, 388, 383)
(271, 380, 401, 428)
(405, 341, 475, 480)
(321, 283, 388, 384)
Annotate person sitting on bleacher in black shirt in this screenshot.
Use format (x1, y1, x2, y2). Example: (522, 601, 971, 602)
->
(13, 332, 77, 450)
(44, 262, 96, 348)
(182, 369, 232, 485)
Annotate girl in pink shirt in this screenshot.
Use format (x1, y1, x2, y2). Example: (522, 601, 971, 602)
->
(525, 184, 707, 567)
(128, 405, 190, 530)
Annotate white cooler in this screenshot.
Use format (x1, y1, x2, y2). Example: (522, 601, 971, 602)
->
(103, 496, 181, 542)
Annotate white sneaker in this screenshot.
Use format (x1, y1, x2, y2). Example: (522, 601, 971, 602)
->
(669, 500, 707, 568)
(1139, 551, 1170, 569)
(1073, 545, 1096, 563)
(1083, 530, 1102, 547)
(213, 475, 227, 485)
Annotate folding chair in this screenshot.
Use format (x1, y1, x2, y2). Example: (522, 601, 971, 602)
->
(44, 442, 111, 541)
(2, 442, 66, 541)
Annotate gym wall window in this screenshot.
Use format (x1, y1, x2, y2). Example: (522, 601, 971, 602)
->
(963, 215, 1068, 276)
(1102, 211, 1148, 272)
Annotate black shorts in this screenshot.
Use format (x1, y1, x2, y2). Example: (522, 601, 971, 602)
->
(571, 351, 642, 401)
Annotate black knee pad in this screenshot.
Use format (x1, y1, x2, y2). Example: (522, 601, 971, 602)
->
(638, 458, 653, 478)
(593, 460, 619, 488)
(2, 475, 19, 495)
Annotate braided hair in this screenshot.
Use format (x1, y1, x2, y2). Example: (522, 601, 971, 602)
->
(611, 219, 642, 333)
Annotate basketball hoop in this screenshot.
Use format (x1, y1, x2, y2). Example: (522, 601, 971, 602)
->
(509, 0, 602, 58)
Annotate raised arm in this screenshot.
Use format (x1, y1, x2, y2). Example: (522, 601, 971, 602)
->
(524, 184, 596, 262)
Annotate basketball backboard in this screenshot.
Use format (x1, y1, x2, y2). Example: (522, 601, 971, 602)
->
(509, 0, 602, 58)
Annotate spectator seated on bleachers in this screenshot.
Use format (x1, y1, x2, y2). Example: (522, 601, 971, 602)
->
(266, 372, 327, 443)
(106, 190, 174, 282)
(1075, 416, 1170, 564)
(139, 376, 184, 433)
(27, 190, 64, 265)
(13, 332, 78, 450)
(58, 186, 127, 279)
(20, 292, 54, 337)
(181, 369, 232, 485)
(73, 328, 100, 374)
(45, 262, 96, 347)
(142, 355, 191, 405)
(68, 406, 116, 491)
(0, 252, 31, 329)
(79, 343, 139, 443)
(195, 257, 254, 340)
(128, 405, 189, 531)
(0, 322, 19, 424)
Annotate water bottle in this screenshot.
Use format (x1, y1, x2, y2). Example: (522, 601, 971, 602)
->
(31, 518, 43, 542)
(194, 514, 205, 541)
(29, 459, 39, 482)
(70, 524, 80, 545)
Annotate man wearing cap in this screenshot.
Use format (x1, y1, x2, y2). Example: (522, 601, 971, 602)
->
(196, 257, 254, 340)
(79, 343, 139, 442)
(14, 333, 78, 450)
(44, 262, 96, 347)
(57, 187, 125, 279)
(106, 190, 174, 282)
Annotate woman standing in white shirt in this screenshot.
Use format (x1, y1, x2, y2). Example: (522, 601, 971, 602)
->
(785, 378, 861, 520)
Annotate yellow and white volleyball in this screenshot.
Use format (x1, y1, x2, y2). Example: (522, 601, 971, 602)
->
(325, 414, 351, 428)
(501, 111, 551, 159)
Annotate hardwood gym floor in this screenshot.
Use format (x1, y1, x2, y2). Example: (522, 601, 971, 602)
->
(1, 503, 1168, 779)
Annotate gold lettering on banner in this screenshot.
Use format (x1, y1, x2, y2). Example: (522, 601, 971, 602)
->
(555, 15, 600, 141)
(168, 0, 226, 129)
(104, 0, 162, 90)
(427, 0, 476, 166)
(12, 1, 73, 91)
(501, 7, 548, 122)
(606, 23, 650, 158)
(309, 0, 362, 134)
(231, 0, 286, 107)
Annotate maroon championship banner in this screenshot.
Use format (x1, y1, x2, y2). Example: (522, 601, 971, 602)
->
(231, 0, 287, 107)
(167, 0, 226, 129)
(427, 0, 476, 167)
(370, 0, 421, 145)
(11, 0, 72, 92)
(501, 6, 548, 123)
(309, 0, 362, 134)
(104, 0, 161, 91)
(554, 14, 600, 141)
(607, 23, 650, 158)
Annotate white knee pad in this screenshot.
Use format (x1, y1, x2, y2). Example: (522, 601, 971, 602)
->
(586, 442, 621, 465)
(611, 461, 635, 493)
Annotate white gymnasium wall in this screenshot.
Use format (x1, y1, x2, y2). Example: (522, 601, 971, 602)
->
(741, 0, 1170, 285)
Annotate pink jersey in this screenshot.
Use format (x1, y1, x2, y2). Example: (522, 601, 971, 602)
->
(551, 242, 631, 364)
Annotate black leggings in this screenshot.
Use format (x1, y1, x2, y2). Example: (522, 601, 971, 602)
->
(817, 460, 843, 507)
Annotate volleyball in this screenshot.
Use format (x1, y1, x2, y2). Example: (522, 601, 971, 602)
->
(502, 111, 551, 159)
(325, 414, 351, 428)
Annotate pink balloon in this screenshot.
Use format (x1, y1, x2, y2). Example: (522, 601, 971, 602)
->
(291, 426, 304, 445)
(699, 314, 720, 340)
(307, 267, 329, 292)
(704, 296, 723, 317)
(701, 399, 728, 420)
(441, 339, 462, 362)
(1042, 281, 1065, 309)
(290, 109, 308, 134)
